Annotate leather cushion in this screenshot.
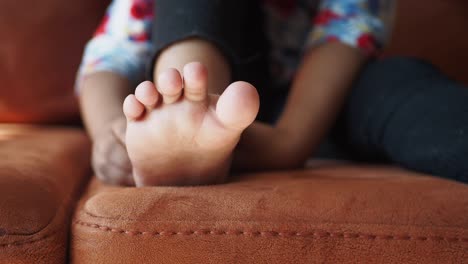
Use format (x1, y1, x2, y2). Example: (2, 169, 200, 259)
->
(0, 0, 108, 123)
(0, 125, 90, 264)
(384, 0, 468, 85)
(71, 164, 468, 263)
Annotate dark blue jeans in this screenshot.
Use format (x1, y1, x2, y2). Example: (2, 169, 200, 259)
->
(293, 57, 468, 183)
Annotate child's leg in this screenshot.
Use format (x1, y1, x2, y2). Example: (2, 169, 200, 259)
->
(122, 0, 265, 186)
(342, 57, 468, 182)
(151, 0, 267, 93)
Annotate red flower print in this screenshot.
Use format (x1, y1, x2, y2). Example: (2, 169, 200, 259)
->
(94, 15, 109, 36)
(314, 10, 340, 25)
(130, 0, 154, 19)
(357, 33, 376, 53)
(130, 32, 150, 42)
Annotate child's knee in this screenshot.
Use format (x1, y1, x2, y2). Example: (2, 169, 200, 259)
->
(344, 57, 440, 151)
(344, 56, 468, 183)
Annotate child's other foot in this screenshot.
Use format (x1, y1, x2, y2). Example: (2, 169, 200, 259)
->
(123, 62, 259, 186)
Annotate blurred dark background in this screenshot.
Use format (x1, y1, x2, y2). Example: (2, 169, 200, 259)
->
(0, 0, 467, 123)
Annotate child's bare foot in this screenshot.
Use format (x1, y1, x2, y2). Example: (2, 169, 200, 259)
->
(123, 62, 259, 186)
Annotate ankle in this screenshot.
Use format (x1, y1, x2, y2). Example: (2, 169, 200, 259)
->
(154, 38, 231, 94)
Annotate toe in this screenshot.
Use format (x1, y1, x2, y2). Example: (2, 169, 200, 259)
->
(135, 81, 159, 107)
(123, 94, 145, 121)
(216, 81, 259, 130)
(157, 68, 183, 104)
(183, 62, 208, 102)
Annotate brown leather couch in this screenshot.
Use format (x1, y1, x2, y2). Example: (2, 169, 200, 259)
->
(0, 0, 467, 263)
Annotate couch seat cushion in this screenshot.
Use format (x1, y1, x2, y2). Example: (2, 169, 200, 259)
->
(0, 125, 90, 264)
(72, 164, 468, 263)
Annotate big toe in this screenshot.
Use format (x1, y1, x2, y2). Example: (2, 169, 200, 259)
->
(216, 81, 259, 130)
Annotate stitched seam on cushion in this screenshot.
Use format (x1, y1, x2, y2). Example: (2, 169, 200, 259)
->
(74, 220, 468, 243)
(83, 211, 468, 230)
(0, 233, 54, 248)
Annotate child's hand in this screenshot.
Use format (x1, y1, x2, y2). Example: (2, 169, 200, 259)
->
(92, 118, 135, 186)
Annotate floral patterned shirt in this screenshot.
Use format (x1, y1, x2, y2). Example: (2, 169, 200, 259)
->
(77, 0, 395, 90)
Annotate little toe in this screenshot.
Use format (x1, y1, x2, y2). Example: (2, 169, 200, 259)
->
(216, 81, 259, 130)
(135, 81, 159, 108)
(157, 68, 183, 104)
(123, 94, 145, 121)
(183, 62, 208, 102)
